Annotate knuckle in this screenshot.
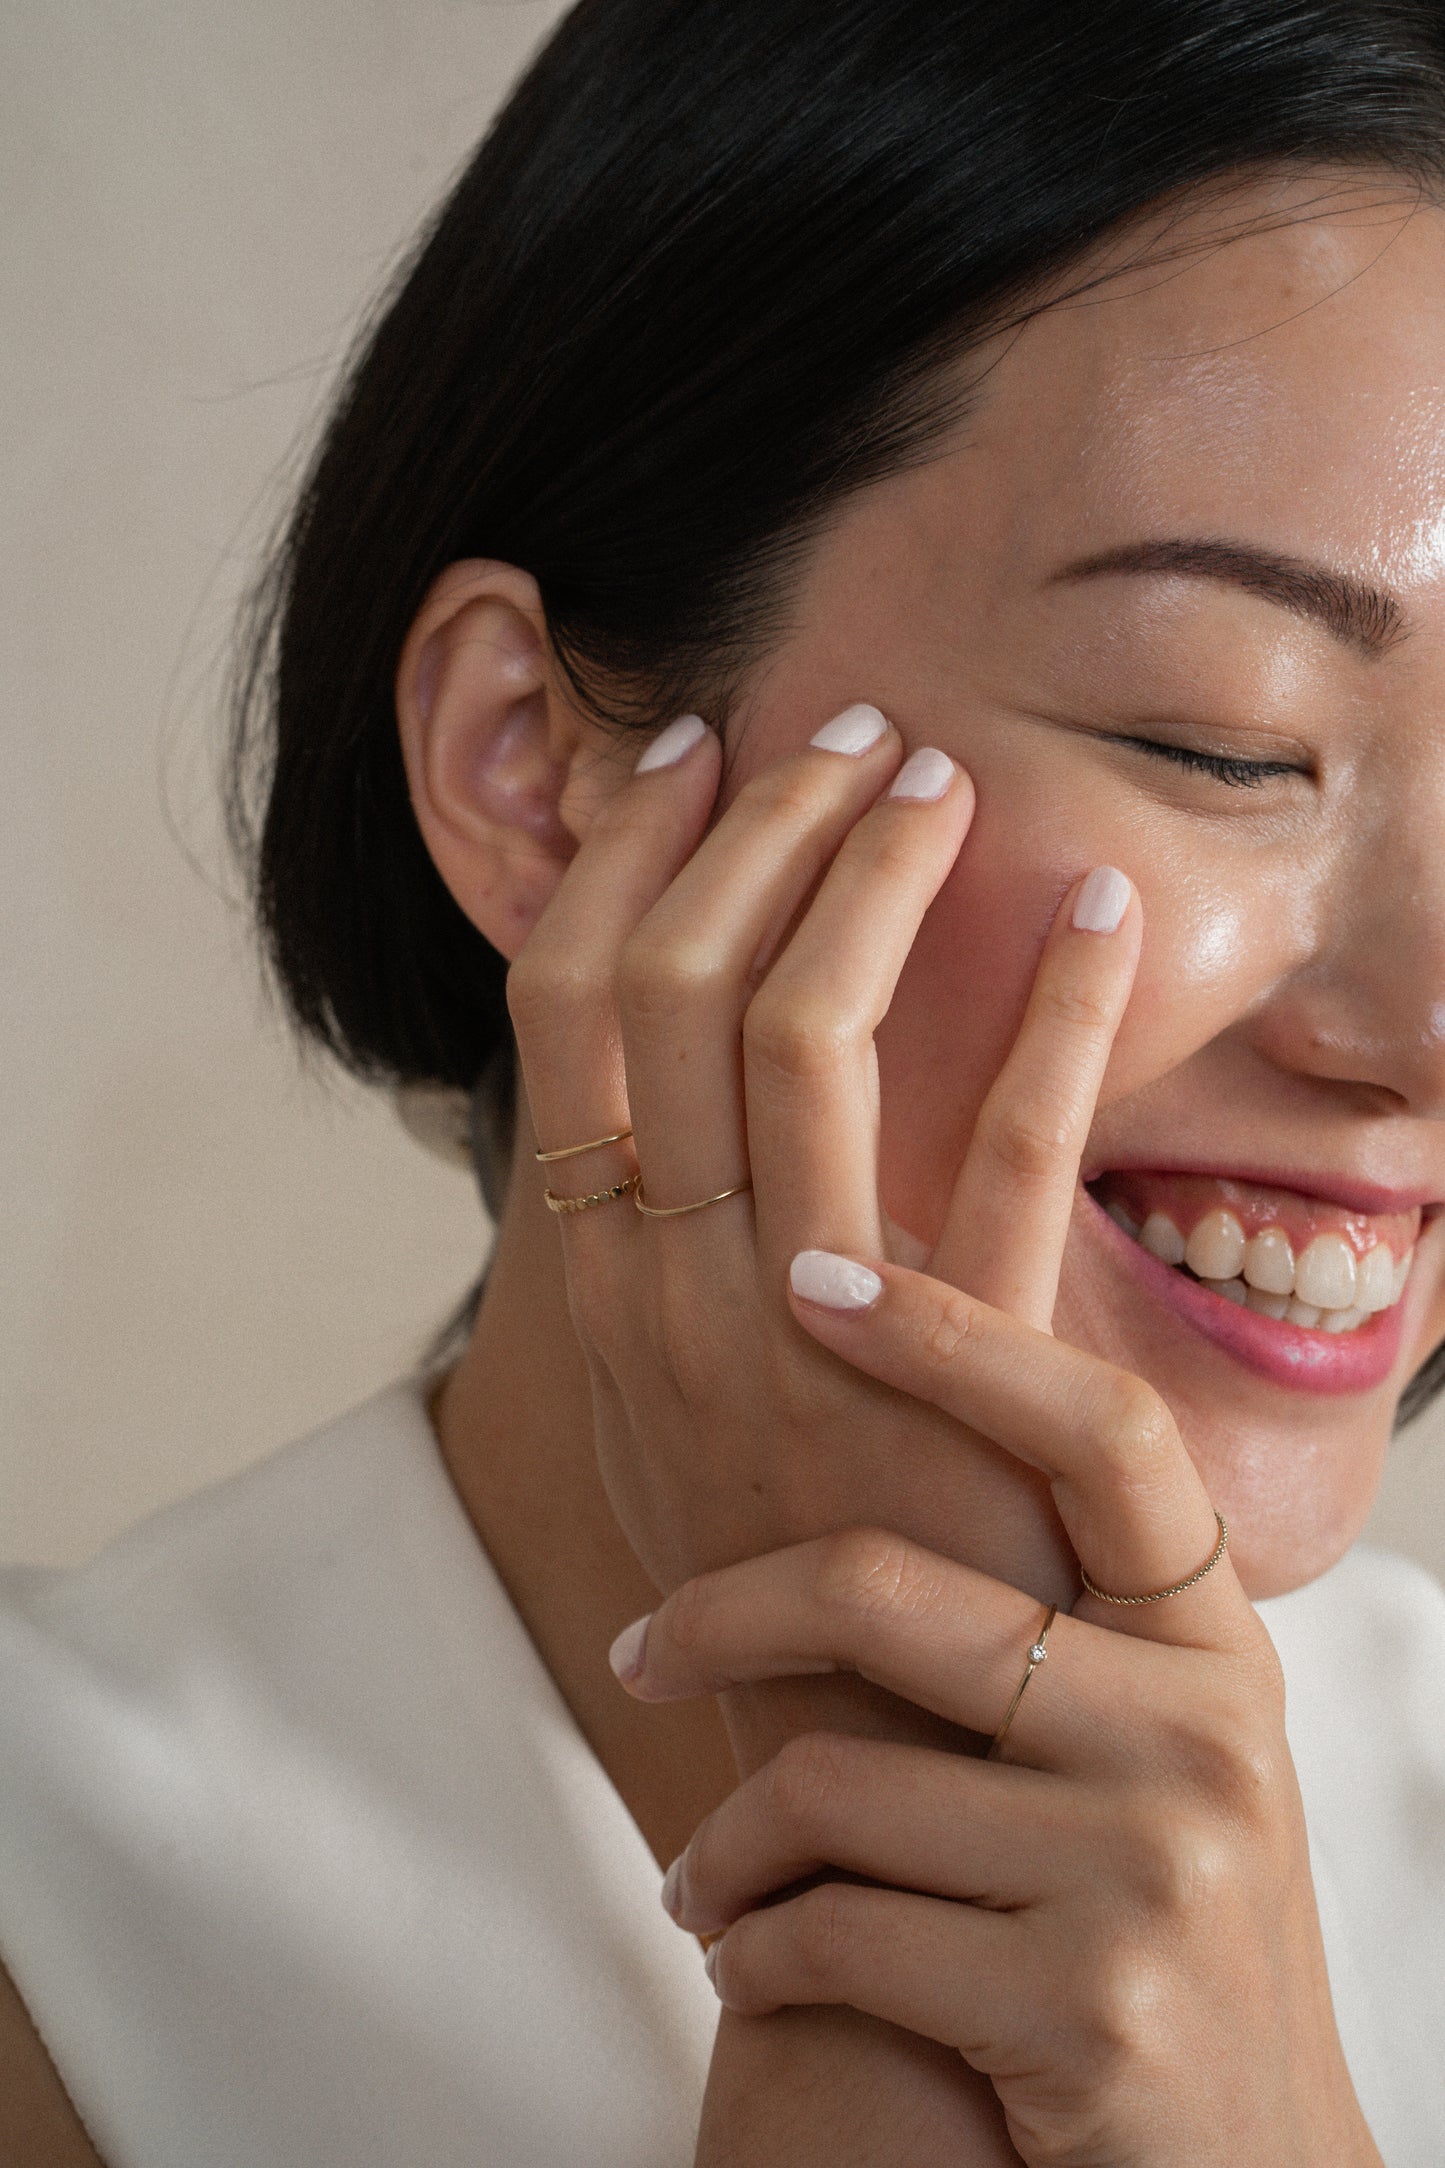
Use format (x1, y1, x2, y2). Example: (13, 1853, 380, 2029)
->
(743, 989, 851, 1083)
(616, 924, 722, 1032)
(740, 763, 831, 832)
(1086, 1942, 1166, 2065)
(505, 944, 597, 1040)
(787, 1880, 855, 1993)
(764, 1733, 856, 1842)
(1126, 1803, 1234, 1916)
(811, 1527, 917, 1629)
(979, 1099, 1074, 1187)
(1082, 1370, 1177, 1488)
(1169, 1680, 1289, 1825)
(1039, 969, 1116, 1034)
(923, 1285, 978, 1367)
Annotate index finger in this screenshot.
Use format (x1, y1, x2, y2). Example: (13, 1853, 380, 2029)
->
(930, 866, 1141, 1331)
(786, 1262, 1256, 1654)
(506, 714, 722, 1185)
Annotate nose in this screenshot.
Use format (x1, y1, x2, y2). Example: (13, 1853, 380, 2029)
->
(1252, 801, 1445, 1120)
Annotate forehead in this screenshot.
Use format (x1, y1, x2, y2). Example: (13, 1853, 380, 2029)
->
(947, 180, 1445, 592)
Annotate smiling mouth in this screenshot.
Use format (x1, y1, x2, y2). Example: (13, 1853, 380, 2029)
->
(1085, 1171, 1417, 1335)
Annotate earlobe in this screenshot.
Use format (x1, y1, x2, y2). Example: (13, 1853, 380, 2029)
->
(396, 560, 586, 961)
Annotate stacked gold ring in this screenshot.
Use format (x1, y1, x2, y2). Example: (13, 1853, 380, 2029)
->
(544, 1172, 642, 1215)
(634, 1181, 752, 1218)
(535, 1128, 634, 1164)
(535, 1129, 753, 1221)
(537, 1127, 639, 1214)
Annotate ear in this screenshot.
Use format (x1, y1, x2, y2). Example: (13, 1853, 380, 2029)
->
(396, 560, 608, 960)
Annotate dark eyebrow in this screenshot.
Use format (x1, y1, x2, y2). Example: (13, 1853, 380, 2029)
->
(1050, 537, 1406, 659)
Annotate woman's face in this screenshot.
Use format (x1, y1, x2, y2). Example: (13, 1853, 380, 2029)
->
(722, 174, 1445, 1598)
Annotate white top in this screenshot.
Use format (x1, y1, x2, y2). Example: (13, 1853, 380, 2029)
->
(1, 1381, 1442, 2167)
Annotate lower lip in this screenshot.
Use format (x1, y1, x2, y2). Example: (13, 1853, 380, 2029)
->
(1087, 1195, 1408, 1395)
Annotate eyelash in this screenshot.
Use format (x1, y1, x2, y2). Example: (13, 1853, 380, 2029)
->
(1121, 737, 1304, 789)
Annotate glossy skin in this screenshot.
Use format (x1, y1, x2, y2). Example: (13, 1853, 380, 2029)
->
(733, 176, 1445, 1598)
(392, 169, 1445, 2165)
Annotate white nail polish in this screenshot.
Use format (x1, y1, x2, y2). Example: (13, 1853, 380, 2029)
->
(704, 1940, 721, 1989)
(635, 714, 708, 773)
(660, 1858, 684, 1920)
(608, 1614, 651, 1681)
(789, 1249, 883, 1310)
(888, 747, 955, 801)
(810, 703, 889, 756)
(1072, 865, 1131, 934)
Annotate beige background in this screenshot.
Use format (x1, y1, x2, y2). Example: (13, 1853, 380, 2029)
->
(3, 1, 1443, 1583)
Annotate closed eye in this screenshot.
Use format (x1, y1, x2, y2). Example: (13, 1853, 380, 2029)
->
(1108, 735, 1308, 789)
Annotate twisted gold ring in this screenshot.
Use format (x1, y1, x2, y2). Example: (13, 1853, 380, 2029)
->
(1080, 1512, 1229, 1606)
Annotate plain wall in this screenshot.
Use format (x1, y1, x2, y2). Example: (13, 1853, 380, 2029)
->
(3, 0, 1443, 1583)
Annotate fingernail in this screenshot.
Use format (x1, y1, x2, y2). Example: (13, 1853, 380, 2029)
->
(704, 1939, 721, 1989)
(1072, 865, 1132, 934)
(888, 747, 955, 801)
(635, 714, 708, 773)
(810, 703, 889, 756)
(609, 1613, 651, 1681)
(660, 1857, 684, 1920)
(790, 1249, 883, 1311)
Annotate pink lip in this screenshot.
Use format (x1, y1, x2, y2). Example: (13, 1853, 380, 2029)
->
(1081, 1159, 1441, 1219)
(1085, 1192, 1409, 1396)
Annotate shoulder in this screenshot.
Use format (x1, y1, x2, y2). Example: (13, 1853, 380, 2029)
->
(0, 1377, 489, 1734)
(1, 1374, 448, 1634)
(0, 1380, 715, 2168)
(0, 1373, 540, 1895)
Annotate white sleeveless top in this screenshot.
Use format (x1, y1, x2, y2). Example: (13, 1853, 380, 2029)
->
(1, 1380, 1442, 2167)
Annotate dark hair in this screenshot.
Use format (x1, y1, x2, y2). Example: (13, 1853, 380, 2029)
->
(229, 0, 1445, 1409)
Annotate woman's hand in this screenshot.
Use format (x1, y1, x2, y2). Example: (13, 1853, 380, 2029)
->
(611, 1271, 1381, 2168)
(506, 707, 1154, 2162)
(507, 708, 1140, 1614)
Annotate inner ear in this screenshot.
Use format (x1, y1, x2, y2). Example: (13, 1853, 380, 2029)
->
(453, 671, 575, 853)
(397, 567, 589, 958)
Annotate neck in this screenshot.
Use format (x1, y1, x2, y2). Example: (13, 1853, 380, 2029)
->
(432, 1141, 737, 1871)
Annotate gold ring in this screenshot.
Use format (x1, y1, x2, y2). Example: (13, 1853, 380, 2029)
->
(987, 1603, 1057, 1762)
(634, 1180, 753, 1219)
(1079, 1512, 1228, 1606)
(544, 1173, 642, 1215)
(535, 1127, 634, 1164)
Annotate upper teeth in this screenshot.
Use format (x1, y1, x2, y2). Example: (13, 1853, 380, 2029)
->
(1108, 1203, 1411, 1326)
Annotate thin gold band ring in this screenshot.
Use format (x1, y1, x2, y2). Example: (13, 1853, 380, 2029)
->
(988, 1603, 1057, 1762)
(634, 1181, 753, 1219)
(535, 1127, 635, 1164)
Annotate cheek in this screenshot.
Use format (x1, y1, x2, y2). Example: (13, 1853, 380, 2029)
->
(874, 824, 1298, 1243)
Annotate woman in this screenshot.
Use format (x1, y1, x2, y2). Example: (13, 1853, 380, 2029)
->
(4, 0, 1445, 2160)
